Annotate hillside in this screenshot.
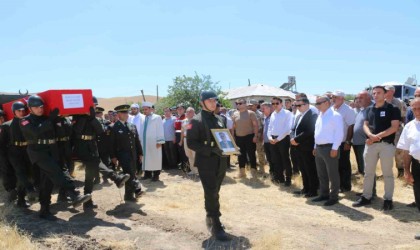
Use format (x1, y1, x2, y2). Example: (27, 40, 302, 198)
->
(97, 95, 162, 113)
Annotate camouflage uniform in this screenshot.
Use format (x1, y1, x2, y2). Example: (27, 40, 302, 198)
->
(255, 110, 266, 172)
(389, 97, 407, 174)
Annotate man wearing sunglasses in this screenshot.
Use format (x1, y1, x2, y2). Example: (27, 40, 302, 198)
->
(267, 97, 293, 186)
(232, 99, 259, 178)
(313, 95, 343, 206)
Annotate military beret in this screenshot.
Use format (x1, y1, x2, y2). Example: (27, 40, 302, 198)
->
(114, 104, 130, 113)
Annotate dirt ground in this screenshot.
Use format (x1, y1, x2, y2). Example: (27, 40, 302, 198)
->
(2, 156, 420, 250)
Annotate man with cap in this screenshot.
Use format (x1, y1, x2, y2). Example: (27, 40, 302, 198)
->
(139, 102, 165, 181)
(0, 102, 37, 207)
(248, 99, 266, 174)
(187, 90, 231, 241)
(128, 103, 144, 174)
(110, 104, 143, 201)
(174, 104, 189, 171)
(384, 84, 407, 177)
(331, 90, 356, 192)
(19, 95, 92, 219)
(95, 106, 114, 175)
(72, 96, 130, 210)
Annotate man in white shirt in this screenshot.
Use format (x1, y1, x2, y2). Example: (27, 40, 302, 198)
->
(397, 97, 420, 213)
(312, 96, 344, 206)
(128, 103, 144, 173)
(267, 97, 293, 186)
(331, 90, 356, 192)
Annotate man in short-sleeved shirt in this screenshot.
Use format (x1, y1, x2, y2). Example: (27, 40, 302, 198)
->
(232, 98, 259, 178)
(353, 85, 401, 211)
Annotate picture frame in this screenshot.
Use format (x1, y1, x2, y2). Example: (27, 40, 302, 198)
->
(211, 129, 240, 155)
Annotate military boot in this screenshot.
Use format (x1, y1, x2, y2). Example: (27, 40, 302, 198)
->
(57, 188, 71, 203)
(83, 199, 98, 210)
(210, 217, 231, 241)
(235, 168, 246, 179)
(111, 173, 130, 188)
(68, 190, 91, 208)
(26, 187, 38, 202)
(124, 193, 137, 202)
(39, 205, 56, 221)
(16, 196, 30, 208)
(251, 168, 258, 179)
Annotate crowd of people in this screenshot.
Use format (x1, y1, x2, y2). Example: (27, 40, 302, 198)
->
(0, 84, 420, 240)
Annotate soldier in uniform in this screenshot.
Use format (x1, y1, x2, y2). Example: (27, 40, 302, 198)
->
(72, 97, 130, 210)
(0, 101, 37, 207)
(110, 105, 143, 202)
(187, 90, 231, 241)
(54, 114, 74, 202)
(19, 95, 92, 219)
(0, 108, 20, 203)
(95, 106, 115, 180)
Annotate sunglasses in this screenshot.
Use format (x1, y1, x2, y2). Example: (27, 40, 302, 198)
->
(294, 104, 304, 107)
(315, 100, 327, 106)
(271, 102, 280, 105)
(235, 102, 243, 105)
(415, 95, 420, 98)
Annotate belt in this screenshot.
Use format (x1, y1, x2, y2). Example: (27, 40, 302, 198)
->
(204, 141, 216, 147)
(316, 143, 333, 147)
(373, 140, 393, 145)
(28, 139, 56, 145)
(78, 135, 94, 140)
(13, 141, 28, 146)
(56, 136, 70, 142)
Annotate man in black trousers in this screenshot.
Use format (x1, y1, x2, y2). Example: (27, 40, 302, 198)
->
(291, 98, 319, 197)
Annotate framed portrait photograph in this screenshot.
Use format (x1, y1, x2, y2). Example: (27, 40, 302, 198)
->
(211, 129, 240, 155)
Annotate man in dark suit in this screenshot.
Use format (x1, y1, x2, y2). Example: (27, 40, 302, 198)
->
(291, 98, 319, 197)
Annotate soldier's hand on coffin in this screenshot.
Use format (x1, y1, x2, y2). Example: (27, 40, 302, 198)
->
(111, 157, 118, 166)
(89, 107, 96, 119)
(211, 147, 224, 156)
(49, 108, 59, 121)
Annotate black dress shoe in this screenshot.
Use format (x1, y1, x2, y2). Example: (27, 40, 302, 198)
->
(312, 196, 329, 202)
(340, 188, 351, 193)
(17, 198, 30, 208)
(382, 200, 393, 211)
(83, 200, 98, 210)
(284, 181, 291, 187)
(407, 202, 417, 208)
(304, 192, 317, 198)
(324, 199, 338, 206)
(293, 189, 307, 195)
(352, 196, 371, 207)
(151, 175, 160, 182)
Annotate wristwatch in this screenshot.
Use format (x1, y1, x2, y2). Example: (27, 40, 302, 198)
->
(345, 140, 352, 145)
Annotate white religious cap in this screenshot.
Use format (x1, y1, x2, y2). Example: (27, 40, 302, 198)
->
(332, 90, 345, 97)
(130, 103, 139, 109)
(142, 101, 153, 108)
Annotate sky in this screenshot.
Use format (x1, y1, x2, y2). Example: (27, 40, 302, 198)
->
(1, 0, 419, 98)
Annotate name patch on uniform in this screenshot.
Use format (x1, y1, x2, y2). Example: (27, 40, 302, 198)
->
(21, 120, 29, 126)
(118, 130, 123, 134)
(380, 111, 386, 117)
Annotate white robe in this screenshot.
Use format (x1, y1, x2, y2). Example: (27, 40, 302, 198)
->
(128, 113, 144, 141)
(139, 114, 165, 171)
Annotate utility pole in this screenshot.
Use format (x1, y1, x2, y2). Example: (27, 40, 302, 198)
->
(156, 85, 159, 102)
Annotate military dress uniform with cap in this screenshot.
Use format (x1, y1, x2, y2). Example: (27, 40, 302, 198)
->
(187, 90, 230, 241)
(0, 109, 19, 202)
(72, 98, 130, 208)
(20, 95, 91, 218)
(0, 101, 37, 207)
(95, 106, 114, 172)
(110, 104, 143, 200)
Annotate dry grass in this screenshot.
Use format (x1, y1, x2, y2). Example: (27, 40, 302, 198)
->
(0, 198, 37, 250)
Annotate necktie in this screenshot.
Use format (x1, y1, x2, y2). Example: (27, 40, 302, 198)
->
(293, 114, 302, 130)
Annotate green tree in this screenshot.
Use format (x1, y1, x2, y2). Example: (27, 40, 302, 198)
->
(154, 73, 231, 114)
